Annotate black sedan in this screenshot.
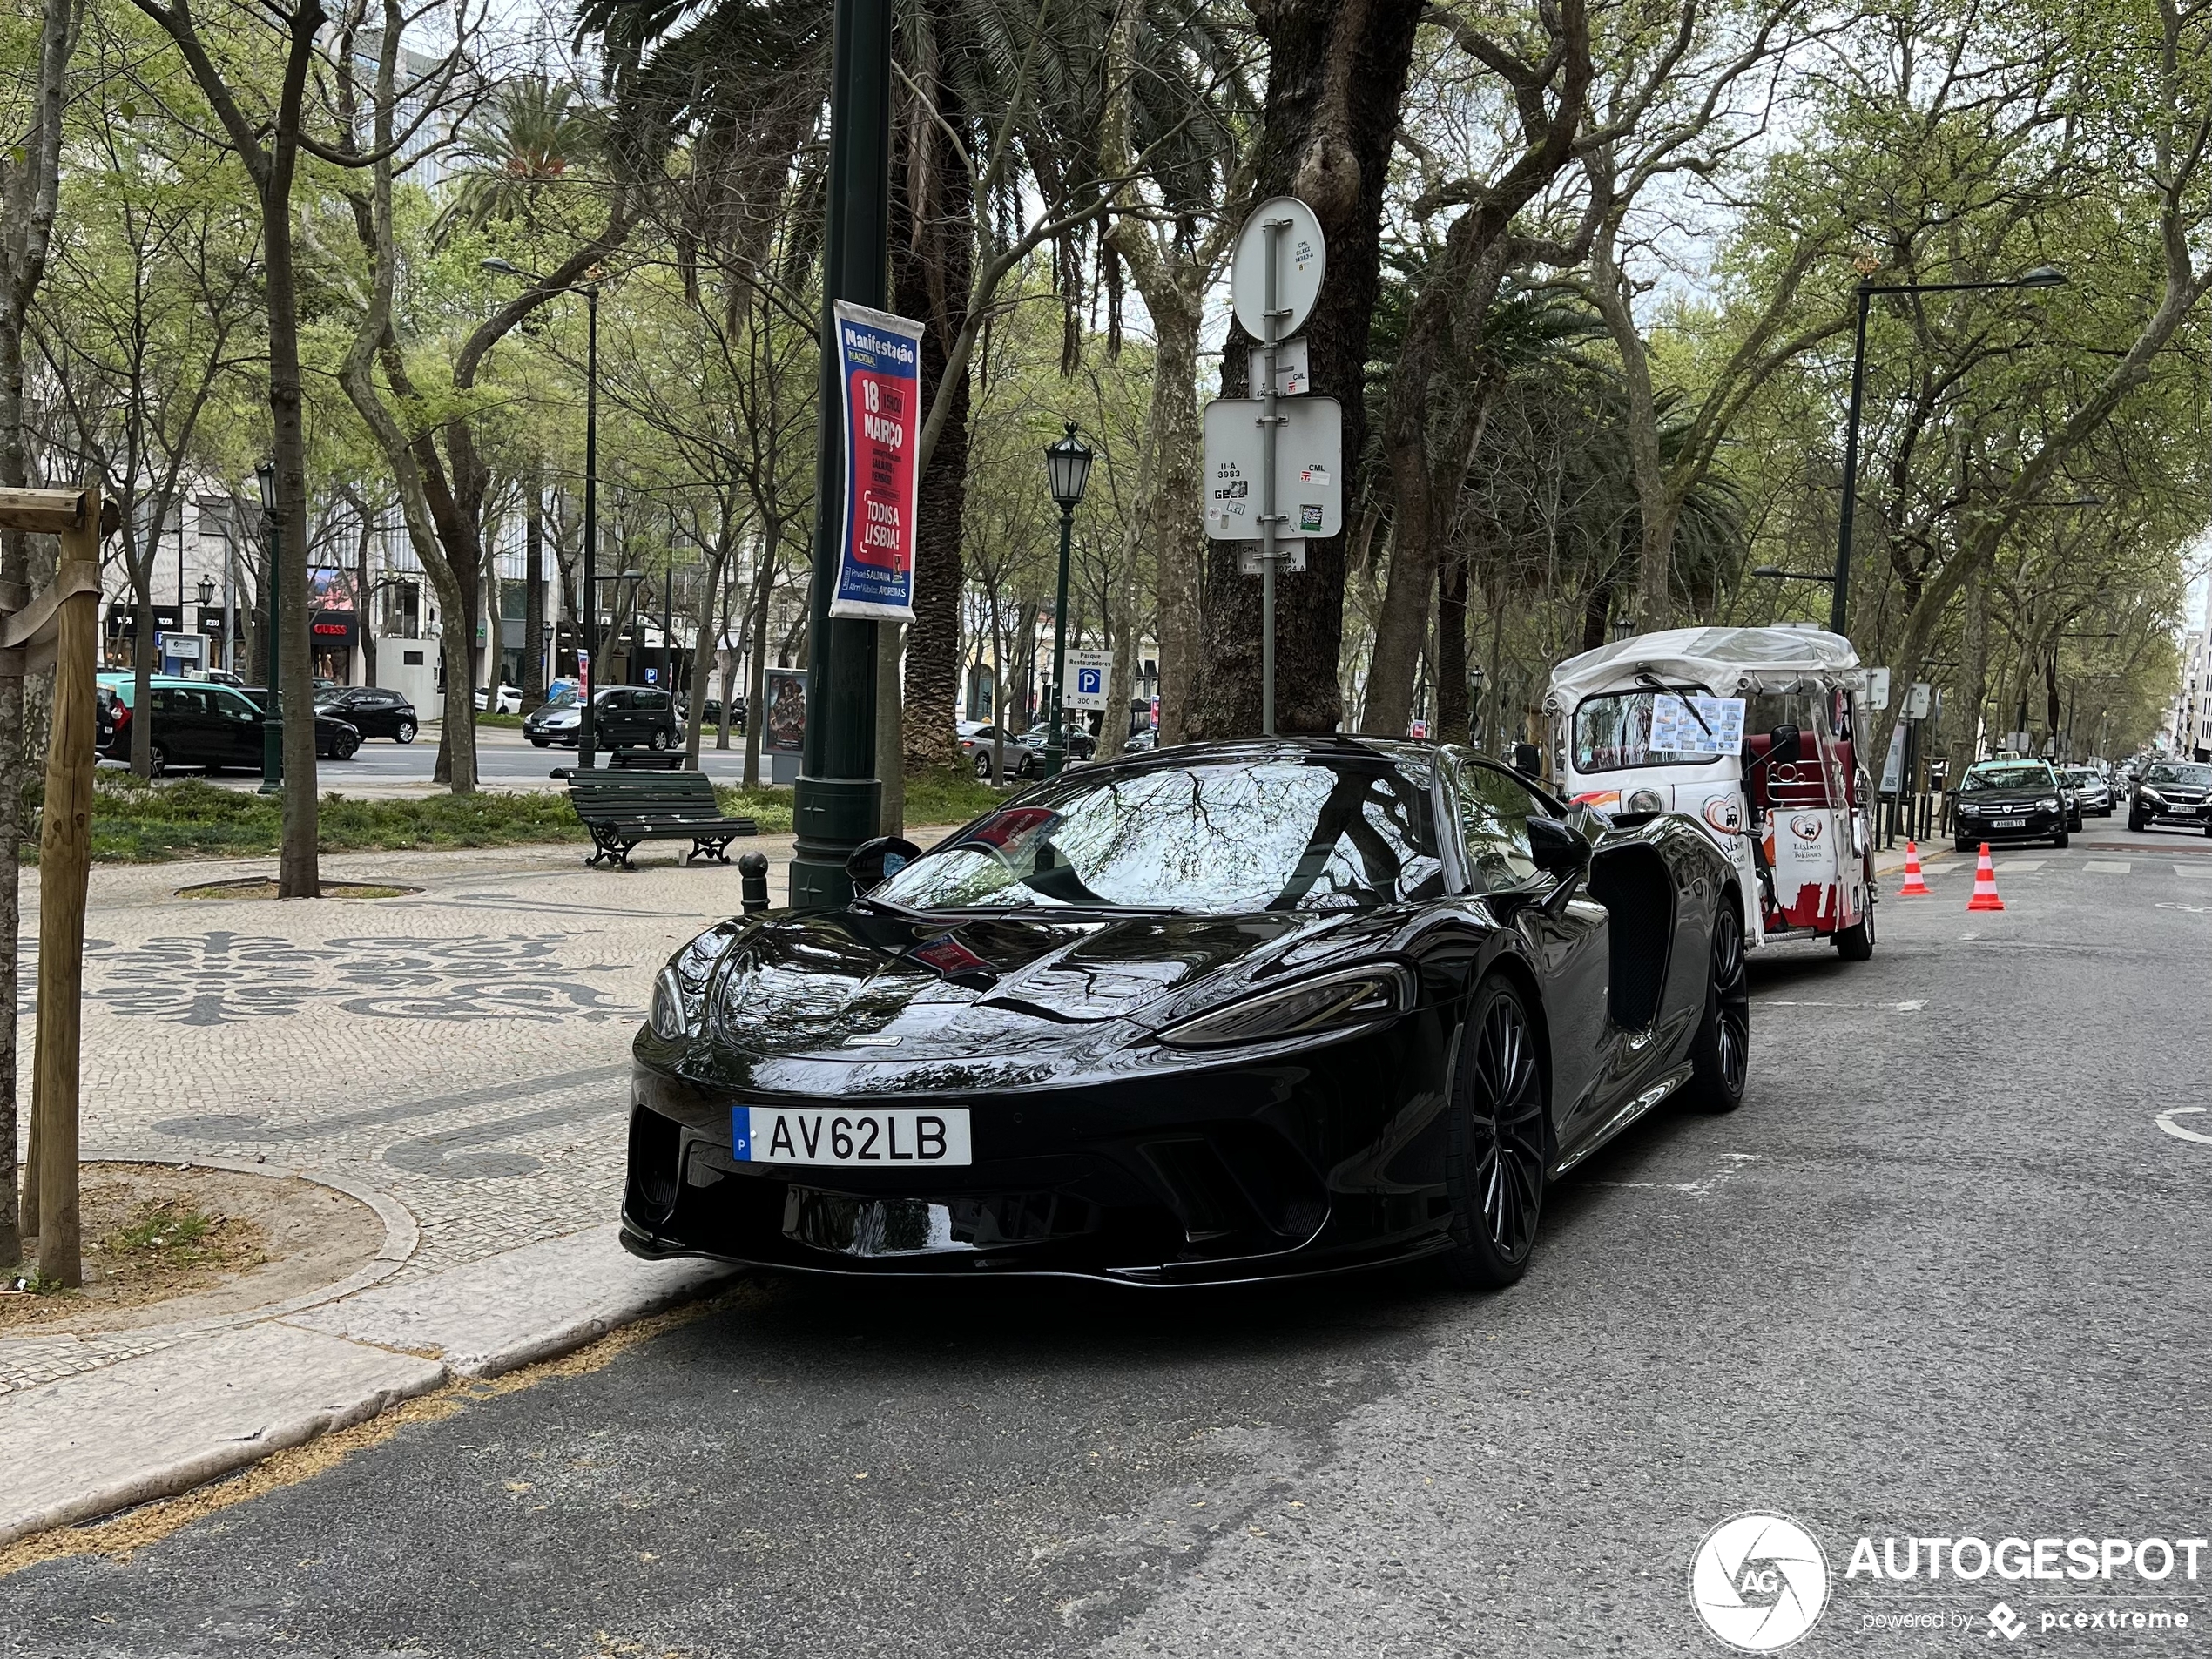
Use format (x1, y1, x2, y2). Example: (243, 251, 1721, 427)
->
(1952, 759, 2069, 850)
(2128, 759, 2212, 834)
(233, 685, 363, 761)
(314, 685, 418, 743)
(622, 738, 1748, 1290)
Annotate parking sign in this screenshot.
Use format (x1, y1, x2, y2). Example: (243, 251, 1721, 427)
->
(1063, 650, 1113, 711)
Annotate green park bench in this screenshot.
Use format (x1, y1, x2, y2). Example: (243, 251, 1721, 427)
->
(565, 769, 759, 869)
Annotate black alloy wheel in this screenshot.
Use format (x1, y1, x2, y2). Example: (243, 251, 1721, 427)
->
(1689, 902, 1754, 1106)
(338, 732, 360, 760)
(1443, 976, 1548, 1290)
(147, 740, 168, 779)
(395, 719, 415, 744)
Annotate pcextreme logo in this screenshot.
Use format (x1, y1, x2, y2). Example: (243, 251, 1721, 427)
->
(1690, 1513, 1831, 1651)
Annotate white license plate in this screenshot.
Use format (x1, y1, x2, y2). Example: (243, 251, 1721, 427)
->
(732, 1106, 972, 1167)
(1993, 817, 2026, 828)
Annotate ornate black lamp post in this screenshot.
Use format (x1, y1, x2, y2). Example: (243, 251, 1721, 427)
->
(1042, 422, 1093, 779)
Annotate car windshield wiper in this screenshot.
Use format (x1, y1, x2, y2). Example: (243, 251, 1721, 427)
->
(1633, 672, 1715, 736)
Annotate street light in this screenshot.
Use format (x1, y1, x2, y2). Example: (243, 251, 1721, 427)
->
(1042, 421, 1094, 779)
(196, 575, 214, 610)
(1467, 663, 1485, 749)
(1833, 266, 2067, 638)
(482, 257, 600, 766)
(253, 459, 282, 794)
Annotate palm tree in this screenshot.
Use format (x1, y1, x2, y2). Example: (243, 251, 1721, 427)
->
(432, 74, 602, 246)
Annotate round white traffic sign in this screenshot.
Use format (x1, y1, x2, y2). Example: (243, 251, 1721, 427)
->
(1231, 195, 1327, 342)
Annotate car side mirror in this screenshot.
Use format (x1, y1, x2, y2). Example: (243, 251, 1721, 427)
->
(846, 835, 921, 894)
(1763, 724, 1801, 767)
(1510, 741, 1542, 778)
(1527, 815, 1591, 880)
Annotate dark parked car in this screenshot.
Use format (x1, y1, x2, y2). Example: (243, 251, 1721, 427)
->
(622, 737, 1749, 1290)
(1952, 759, 2069, 850)
(691, 696, 747, 732)
(233, 685, 364, 762)
(315, 685, 418, 743)
(2128, 759, 2212, 835)
(522, 685, 680, 750)
(95, 674, 360, 772)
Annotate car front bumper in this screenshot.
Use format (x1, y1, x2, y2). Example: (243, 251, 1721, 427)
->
(1957, 808, 2063, 841)
(619, 1022, 1462, 1287)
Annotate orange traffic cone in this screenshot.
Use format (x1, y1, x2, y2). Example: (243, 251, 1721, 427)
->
(1898, 841, 1931, 896)
(1966, 843, 2005, 912)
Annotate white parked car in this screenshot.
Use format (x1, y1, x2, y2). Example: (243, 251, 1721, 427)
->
(475, 685, 523, 715)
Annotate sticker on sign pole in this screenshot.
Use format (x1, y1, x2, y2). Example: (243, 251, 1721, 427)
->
(829, 300, 925, 622)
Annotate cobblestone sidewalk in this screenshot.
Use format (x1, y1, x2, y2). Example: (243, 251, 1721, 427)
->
(6, 832, 813, 1395)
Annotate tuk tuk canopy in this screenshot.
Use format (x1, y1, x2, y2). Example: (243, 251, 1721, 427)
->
(1545, 626, 1862, 714)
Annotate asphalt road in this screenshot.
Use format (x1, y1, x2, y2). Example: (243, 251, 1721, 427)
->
(7, 822, 2210, 1656)
(182, 724, 772, 790)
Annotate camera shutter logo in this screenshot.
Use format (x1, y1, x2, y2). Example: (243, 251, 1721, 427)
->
(1689, 1513, 1830, 1651)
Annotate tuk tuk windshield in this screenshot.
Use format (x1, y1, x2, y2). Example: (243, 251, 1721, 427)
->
(1570, 691, 1709, 772)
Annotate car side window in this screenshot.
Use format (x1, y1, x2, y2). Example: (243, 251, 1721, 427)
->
(212, 691, 258, 723)
(1453, 759, 1542, 892)
(637, 690, 669, 711)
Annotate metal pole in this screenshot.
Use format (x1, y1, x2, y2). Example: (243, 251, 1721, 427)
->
(260, 502, 283, 793)
(1831, 284, 1871, 638)
(1045, 506, 1071, 777)
(579, 283, 600, 771)
(790, 0, 891, 909)
(223, 523, 236, 674)
(1260, 217, 1285, 737)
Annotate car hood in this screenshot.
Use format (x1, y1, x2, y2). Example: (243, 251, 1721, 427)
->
(1959, 787, 2056, 806)
(699, 905, 1404, 1071)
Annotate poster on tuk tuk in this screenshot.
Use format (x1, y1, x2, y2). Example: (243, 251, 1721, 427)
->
(1649, 694, 1746, 756)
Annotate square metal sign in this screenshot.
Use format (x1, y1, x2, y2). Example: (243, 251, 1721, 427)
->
(1202, 396, 1343, 551)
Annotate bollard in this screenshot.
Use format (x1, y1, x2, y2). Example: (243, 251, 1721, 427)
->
(738, 851, 771, 915)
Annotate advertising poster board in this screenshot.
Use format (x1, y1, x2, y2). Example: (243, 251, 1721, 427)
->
(829, 301, 926, 622)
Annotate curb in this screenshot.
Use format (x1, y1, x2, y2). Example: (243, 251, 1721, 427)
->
(0, 1223, 738, 1548)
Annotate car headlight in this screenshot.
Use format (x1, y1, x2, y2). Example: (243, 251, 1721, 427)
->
(2037, 798, 2059, 812)
(1959, 801, 1981, 814)
(2141, 787, 2165, 805)
(1157, 964, 1416, 1049)
(648, 929, 736, 1041)
(1624, 788, 1666, 813)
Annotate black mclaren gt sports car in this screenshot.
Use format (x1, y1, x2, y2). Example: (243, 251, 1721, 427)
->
(623, 738, 1749, 1290)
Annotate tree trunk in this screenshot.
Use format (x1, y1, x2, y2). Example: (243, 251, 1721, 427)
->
(1433, 549, 1471, 745)
(1197, 0, 1425, 737)
(741, 536, 778, 789)
(892, 25, 974, 776)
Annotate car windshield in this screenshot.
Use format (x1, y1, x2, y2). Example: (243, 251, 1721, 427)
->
(1962, 763, 2054, 792)
(2146, 763, 2212, 786)
(869, 752, 1446, 914)
(542, 686, 581, 709)
(1570, 691, 1710, 772)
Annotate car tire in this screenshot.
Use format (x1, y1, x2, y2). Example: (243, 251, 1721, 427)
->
(1686, 900, 1751, 1109)
(1954, 835, 1974, 853)
(2052, 828, 2069, 849)
(2128, 813, 2146, 833)
(147, 741, 168, 779)
(1441, 975, 1548, 1291)
(395, 719, 415, 744)
(530, 738, 550, 749)
(650, 728, 672, 752)
(339, 733, 360, 760)
(2069, 813, 2082, 832)
(1833, 903, 1875, 961)
(974, 753, 993, 779)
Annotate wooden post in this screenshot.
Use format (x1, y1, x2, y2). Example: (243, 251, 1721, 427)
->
(30, 485, 98, 1286)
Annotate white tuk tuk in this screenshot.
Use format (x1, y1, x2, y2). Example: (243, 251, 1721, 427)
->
(1544, 626, 1878, 960)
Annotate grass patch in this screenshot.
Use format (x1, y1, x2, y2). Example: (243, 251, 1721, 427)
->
(904, 765, 1001, 831)
(475, 712, 525, 728)
(75, 763, 980, 863)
